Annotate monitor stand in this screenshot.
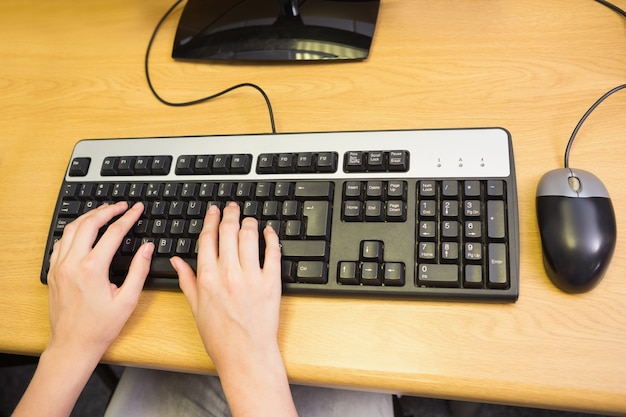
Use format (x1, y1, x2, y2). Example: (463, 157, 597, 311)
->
(171, 0, 380, 61)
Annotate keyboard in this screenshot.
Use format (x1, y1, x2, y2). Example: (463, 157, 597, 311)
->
(41, 128, 520, 302)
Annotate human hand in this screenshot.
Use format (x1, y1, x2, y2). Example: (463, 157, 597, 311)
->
(171, 203, 297, 417)
(46, 201, 153, 358)
(172, 202, 283, 370)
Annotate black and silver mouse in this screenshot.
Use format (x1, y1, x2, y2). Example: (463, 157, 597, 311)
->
(536, 168, 616, 293)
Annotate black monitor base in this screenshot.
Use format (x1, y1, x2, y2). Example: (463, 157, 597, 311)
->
(172, 0, 380, 62)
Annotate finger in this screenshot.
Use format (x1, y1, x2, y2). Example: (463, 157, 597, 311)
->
(90, 202, 144, 264)
(171, 256, 199, 314)
(262, 225, 282, 279)
(238, 217, 261, 270)
(48, 239, 61, 269)
(196, 204, 221, 270)
(216, 202, 241, 263)
(55, 202, 127, 260)
(115, 242, 153, 308)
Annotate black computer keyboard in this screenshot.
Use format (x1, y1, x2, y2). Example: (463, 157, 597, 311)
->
(41, 128, 520, 302)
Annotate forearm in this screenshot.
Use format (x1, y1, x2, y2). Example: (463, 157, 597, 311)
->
(216, 347, 298, 417)
(11, 344, 101, 417)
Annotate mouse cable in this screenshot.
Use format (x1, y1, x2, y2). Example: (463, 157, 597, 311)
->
(564, 83, 626, 168)
(568, 0, 626, 166)
(594, 0, 626, 18)
(144, 0, 277, 134)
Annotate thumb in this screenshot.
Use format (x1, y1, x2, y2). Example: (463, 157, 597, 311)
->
(116, 242, 153, 308)
(171, 256, 199, 313)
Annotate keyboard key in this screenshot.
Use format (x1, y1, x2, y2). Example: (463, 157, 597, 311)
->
(134, 157, 152, 175)
(417, 264, 459, 287)
(231, 154, 252, 173)
(419, 181, 436, 197)
(151, 156, 172, 175)
(274, 182, 293, 200)
(296, 153, 315, 172)
(316, 152, 337, 172)
(278, 153, 296, 173)
(383, 262, 405, 286)
(441, 242, 459, 261)
(464, 265, 483, 288)
(365, 200, 384, 221)
(361, 240, 383, 262)
(366, 181, 384, 199)
(344, 181, 363, 199)
(342, 200, 362, 222)
(367, 151, 385, 171)
(294, 181, 333, 199)
(69, 157, 91, 177)
(257, 154, 276, 173)
(487, 180, 504, 197)
(296, 261, 327, 284)
(338, 261, 359, 284)
(387, 180, 406, 199)
(464, 180, 481, 197)
(488, 243, 508, 288)
(175, 155, 195, 174)
(344, 151, 365, 172)
(59, 201, 81, 216)
(388, 150, 409, 172)
(442, 180, 458, 197)
(361, 262, 382, 285)
(101, 157, 118, 176)
(281, 260, 297, 283)
(117, 157, 135, 175)
(61, 183, 79, 198)
(302, 201, 331, 237)
(419, 200, 437, 217)
(487, 200, 506, 239)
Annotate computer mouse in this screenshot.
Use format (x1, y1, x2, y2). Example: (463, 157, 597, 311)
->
(536, 168, 616, 293)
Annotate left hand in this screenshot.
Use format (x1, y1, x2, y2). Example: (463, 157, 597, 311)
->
(46, 201, 153, 357)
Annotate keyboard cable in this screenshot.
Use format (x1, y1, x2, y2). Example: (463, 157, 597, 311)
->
(144, 0, 277, 134)
(594, 0, 626, 18)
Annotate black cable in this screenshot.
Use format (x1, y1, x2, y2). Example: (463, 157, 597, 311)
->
(564, 84, 626, 168)
(563, 1, 626, 167)
(144, 0, 277, 134)
(594, 0, 626, 18)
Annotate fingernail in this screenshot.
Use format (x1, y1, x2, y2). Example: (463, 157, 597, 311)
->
(208, 204, 219, 214)
(142, 242, 155, 259)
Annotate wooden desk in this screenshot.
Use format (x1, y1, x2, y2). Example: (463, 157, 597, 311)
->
(1, 0, 625, 414)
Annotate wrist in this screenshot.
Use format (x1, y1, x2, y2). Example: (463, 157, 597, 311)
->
(216, 347, 295, 417)
(12, 340, 103, 417)
(42, 338, 103, 380)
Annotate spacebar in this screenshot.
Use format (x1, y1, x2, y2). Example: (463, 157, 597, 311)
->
(111, 256, 197, 279)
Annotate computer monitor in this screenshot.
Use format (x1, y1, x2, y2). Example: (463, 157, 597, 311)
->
(172, 0, 380, 61)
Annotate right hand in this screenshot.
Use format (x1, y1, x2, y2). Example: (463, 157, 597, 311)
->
(171, 202, 283, 369)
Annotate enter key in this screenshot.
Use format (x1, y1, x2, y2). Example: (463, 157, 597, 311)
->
(303, 200, 331, 238)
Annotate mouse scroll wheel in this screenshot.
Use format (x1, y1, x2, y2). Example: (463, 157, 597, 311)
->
(568, 176, 582, 193)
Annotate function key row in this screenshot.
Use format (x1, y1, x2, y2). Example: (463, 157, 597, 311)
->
(256, 152, 338, 174)
(74, 150, 410, 178)
(101, 156, 173, 176)
(176, 154, 252, 175)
